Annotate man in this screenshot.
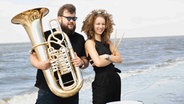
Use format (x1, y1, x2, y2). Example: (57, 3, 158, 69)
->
(30, 4, 88, 104)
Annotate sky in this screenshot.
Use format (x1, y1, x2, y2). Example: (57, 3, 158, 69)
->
(1, 0, 184, 43)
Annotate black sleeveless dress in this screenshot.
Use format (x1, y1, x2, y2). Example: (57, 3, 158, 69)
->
(88, 40, 121, 104)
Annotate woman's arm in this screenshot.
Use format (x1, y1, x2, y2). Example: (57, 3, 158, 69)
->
(108, 40, 122, 63)
(85, 40, 111, 67)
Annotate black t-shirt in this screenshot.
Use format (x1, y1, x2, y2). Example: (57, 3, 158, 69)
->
(34, 30, 85, 91)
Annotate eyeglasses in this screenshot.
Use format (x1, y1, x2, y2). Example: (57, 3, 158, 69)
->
(60, 15, 77, 21)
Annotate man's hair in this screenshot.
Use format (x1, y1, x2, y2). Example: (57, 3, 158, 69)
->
(57, 4, 76, 16)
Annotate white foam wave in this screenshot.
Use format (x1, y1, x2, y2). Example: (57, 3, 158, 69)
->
(119, 58, 184, 79)
(0, 92, 37, 104)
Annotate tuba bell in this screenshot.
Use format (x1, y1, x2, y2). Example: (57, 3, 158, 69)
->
(11, 7, 83, 98)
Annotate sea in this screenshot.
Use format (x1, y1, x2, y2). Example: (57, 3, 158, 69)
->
(0, 36, 184, 104)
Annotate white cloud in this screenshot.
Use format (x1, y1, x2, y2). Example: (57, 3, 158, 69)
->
(1, 0, 184, 43)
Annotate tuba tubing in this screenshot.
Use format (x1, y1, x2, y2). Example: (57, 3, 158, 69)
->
(11, 7, 83, 98)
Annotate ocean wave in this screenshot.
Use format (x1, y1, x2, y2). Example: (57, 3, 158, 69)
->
(1, 59, 184, 104)
(154, 57, 184, 68)
(119, 57, 184, 79)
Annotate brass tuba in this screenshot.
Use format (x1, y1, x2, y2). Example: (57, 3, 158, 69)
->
(11, 7, 83, 98)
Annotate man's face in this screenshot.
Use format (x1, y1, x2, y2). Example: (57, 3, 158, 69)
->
(58, 10, 77, 35)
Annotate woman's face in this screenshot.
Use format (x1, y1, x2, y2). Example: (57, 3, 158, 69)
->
(94, 16, 105, 36)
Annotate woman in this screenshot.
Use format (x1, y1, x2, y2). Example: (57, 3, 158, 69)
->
(81, 9, 122, 104)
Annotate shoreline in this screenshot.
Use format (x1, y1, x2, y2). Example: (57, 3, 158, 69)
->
(1, 62, 183, 104)
(121, 63, 184, 104)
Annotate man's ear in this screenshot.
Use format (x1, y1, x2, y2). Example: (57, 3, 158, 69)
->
(58, 16, 62, 22)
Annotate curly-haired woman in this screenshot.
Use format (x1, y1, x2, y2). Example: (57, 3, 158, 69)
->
(81, 9, 122, 104)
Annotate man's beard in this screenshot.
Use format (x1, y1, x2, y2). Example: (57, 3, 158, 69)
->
(60, 23, 76, 36)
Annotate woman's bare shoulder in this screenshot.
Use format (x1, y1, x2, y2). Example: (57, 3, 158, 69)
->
(85, 39, 95, 45)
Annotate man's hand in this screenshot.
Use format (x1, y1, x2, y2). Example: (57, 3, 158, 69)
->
(72, 52, 84, 67)
(38, 60, 51, 70)
(30, 52, 51, 70)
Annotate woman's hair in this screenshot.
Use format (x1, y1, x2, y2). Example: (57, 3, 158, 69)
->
(81, 9, 114, 44)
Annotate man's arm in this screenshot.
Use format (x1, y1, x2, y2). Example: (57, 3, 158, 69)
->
(79, 56, 89, 69)
(72, 52, 89, 69)
(30, 52, 51, 70)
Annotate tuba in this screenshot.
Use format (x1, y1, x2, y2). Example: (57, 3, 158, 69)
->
(11, 7, 83, 98)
